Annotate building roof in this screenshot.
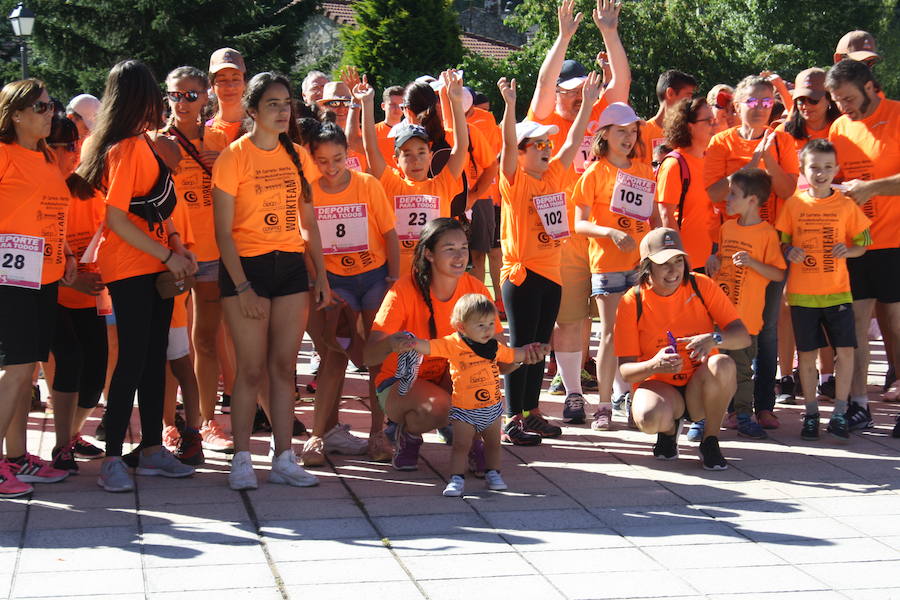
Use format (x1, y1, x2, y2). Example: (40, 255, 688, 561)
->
(319, 0, 520, 60)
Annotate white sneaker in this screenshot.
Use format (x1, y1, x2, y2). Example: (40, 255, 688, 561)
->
(322, 423, 368, 455)
(443, 474, 465, 497)
(269, 450, 319, 487)
(484, 469, 507, 491)
(228, 451, 258, 491)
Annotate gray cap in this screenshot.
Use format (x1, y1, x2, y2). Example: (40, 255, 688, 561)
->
(391, 123, 430, 149)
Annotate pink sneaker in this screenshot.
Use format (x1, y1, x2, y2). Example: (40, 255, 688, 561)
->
(163, 425, 181, 453)
(200, 420, 234, 454)
(0, 460, 33, 498)
(723, 412, 738, 430)
(10, 454, 69, 483)
(591, 405, 613, 431)
(757, 410, 780, 430)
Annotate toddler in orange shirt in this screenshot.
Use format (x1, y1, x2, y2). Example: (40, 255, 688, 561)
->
(407, 294, 548, 497)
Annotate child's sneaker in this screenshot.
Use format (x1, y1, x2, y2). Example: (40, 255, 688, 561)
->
(11, 454, 69, 483)
(484, 469, 507, 491)
(200, 420, 235, 454)
(827, 414, 850, 441)
(443, 474, 465, 497)
(736, 415, 768, 439)
(590, 405, 613, 431)
(323, 423, 368, 455)
(228, 450, 258, 491)
(698, 436, 728, 470)
(0, 460, 33, 498)
(502, 416, 542, 446)
(845, 402, 874, 431)
(686, 419, 705, 442)
(269, 450, 319, 487)
(580, 369, 598, 392)
(562, 393, 587, 424)
(801, 413, 820, 441)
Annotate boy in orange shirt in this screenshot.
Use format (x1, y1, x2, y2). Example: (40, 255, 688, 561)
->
(407, 294, 548, 496)
(707, 168, 786, 439)
(775, 139, 871, 441)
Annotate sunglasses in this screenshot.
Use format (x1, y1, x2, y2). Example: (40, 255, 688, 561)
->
(30, 101, 53, 114)
(49, 141, 77, 152)
(322, 99, 350, 108)
(166, 91, 202, 103)
(525, 140, 553, 151)
(795, 96, 822, 106)
(742, 97, 775, 109)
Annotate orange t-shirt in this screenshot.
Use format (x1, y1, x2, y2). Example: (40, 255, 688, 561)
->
(313, 170, 395, 276)
(378, 167, 459, 276)
(500, 159, 567, 286)
(614, 273, 741, 386)
(448, 123, 495, 202)
(0, 143, 70, 285)
(98, 135, 173, 284)
(713, 220, 785, 335)
(638, 118, 667, 165)
(372, 273, 500, 387)
(207, 117, 242, 144)
(212, 135, 315, 258)
(656, 150, 717, 269)
(169, 127, 228, 262)
(375, 120, 398, 169)
(58, 193, 105, 310)
(774, 121, 831, 154)
(572, 157, 655, 274)
(828, 98, 900, 250)
(467, 108, 502, 204)
(775, 190, 871, 304)
(429, 332, 515, 410)
(704, 126, 800, 224)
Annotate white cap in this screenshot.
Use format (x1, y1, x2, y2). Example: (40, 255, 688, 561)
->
(597, 102, 640, 129)
(415, 75, 437, 85)
(66, 94, 101, 132)
(515, 120, 559, 145)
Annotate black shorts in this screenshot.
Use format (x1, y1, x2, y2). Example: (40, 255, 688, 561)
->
(469, 198, 495, 253)
(0, 281, 58, 367)
(672, 384, 692, 422)
(790, 303, 856, 352)
(220, 251, 308, 299)
(848, 247, 900, 303)
(491, 204, 502, 249)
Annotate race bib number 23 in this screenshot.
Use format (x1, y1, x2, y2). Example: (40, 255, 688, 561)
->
(0, 234, 44, 289)
(395, 195, 440, 241)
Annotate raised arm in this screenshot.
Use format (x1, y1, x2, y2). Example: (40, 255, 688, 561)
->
(498, 77, 519, 183)
(592, 0, 630, 104)
(354, 78, 386, 179)
(556, 71, 602, 168)
(530, 0, 583, 121)
(443, 69, 470, 179)
(341, 66, 366, 155)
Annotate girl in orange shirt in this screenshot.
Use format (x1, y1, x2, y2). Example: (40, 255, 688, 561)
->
(206, 48, 247, 143)
(212, 72, 330, 491)
(303, 122, 399, 467)
(496, 73, 600, 443)
(162, 66, 234, 454)
(0, 79, 76, 497)
(573, 102, 656, 431)
(72, 60, 198, 492)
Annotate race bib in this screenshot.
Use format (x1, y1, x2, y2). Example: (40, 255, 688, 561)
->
(651, 137, 667, 152)
(533, 192, 569, 240)
(574, 135, 594, 174)
(316, 203, 369, 255)
(395, 195, 440, 241)
(345, 155, 362, 172)
(0, 234, 44, 289)
(610, 170, 655, 221)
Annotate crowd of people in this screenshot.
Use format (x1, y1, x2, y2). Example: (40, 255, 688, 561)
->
(1, 0, 899, 500)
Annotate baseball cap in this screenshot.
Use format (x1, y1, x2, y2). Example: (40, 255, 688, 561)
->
(461, 86, 474, 113)
(598, 102, 640, 128)
(414, 75, 437, 85)
(791, 68, 827, 101)
(557, 59, 587, 91)
(65, 94, 100, 132)
(515, 120, 559, 145)
(834, 30, 880, 64)
(391, 123, 430, 149)
(640, 228, 688, 264)
(317, 81, 352, 105)
(209, 48, 246, 75)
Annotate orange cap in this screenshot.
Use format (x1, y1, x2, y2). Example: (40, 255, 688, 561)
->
(209, 48, 246, 75)
(834, 31, 880, 64)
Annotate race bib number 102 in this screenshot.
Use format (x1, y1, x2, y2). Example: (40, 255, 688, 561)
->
(0, 234, 44, 289)
(533, 192, 570, 240)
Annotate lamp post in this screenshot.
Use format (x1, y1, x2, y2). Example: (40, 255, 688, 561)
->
(8, 3, 35, 80)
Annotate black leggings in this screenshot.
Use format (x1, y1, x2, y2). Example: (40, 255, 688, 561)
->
(502, 269, 561, 415)
(104, 273, 173, 457)
(50, 306, 108, 409)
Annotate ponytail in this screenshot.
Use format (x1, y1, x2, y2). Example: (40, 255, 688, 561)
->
(279, 132, 312, 204)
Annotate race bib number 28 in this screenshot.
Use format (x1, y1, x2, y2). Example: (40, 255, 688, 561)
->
(395, 195, 440, 241)
(0, 234, 44, 289)
(316, 203, 369, 255)
(533, 192, 570, 240)
(610, 170, 656, 221)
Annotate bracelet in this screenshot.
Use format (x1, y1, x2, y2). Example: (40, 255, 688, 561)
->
(235, 280, 252, 294)
(349, 102, 360, 109)
(162, 249, 174, 264)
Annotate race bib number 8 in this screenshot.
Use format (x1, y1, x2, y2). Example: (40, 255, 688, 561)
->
(395, 195, 440, 241)
(533, 192, 570, 240)
(0, 234, 44, 289)
(610, 170, 656, 221)
(316, 203, 369, 255)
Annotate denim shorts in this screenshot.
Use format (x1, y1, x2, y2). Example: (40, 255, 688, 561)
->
(327, 263, 390, 312)
(195, 259, 220, 283)
(591, 269, 639, 296)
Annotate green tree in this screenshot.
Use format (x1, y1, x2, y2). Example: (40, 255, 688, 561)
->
(0, 0, 317, 100)
(341, 0, 464, 92)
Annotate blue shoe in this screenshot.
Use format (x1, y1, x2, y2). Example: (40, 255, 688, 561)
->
(736, 415, 768, 439)
(686, 419, 705, 442)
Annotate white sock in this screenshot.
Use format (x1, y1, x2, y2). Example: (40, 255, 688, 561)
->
(851, 394, 868, 408)
(556, 351, 583, 396)
(819, 373, 833, 384)
(613, 367, 629, 399)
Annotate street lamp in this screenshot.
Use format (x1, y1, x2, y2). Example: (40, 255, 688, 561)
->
(8, 3, 35, 80)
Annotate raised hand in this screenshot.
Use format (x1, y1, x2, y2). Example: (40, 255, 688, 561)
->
(558, 0, 583, 40)
(581, 70, 602, 105)
(498, 77, 517, 105)
(340, 65, 361, 91)
(352, 76, 374, 104)
(593, 0, 621, 31)
(442, 69, 463, 102)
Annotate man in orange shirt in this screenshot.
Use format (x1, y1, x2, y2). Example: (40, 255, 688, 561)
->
(826, 60, 900, 421)
(374, 85, 405, 166)
(641, 70, 697, 163)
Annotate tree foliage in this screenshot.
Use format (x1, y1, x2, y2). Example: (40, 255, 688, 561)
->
(0, 0, 316, 100)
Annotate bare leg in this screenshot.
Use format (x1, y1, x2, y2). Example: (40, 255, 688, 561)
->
(777, 300, 795, 377)
(266, 293, 310, 456)
(850, 299, 876, 398)
(170, 355, 201, 429)
(448, 419, 476, 475)
(594, 293, 623, 405)
(481, 417, 503, 472)
(384, 378, 451, 435)
(685, 354, 737, 440)
(0, 364, 34, 458)
(192, 282, 223, 423)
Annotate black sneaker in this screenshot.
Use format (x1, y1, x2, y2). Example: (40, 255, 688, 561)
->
(653, 418, 682, 460)
(51, 444, 78, 474)
(776, 376, 797, 405)
(801, 413, 820, 441)
(73, 435, 104, 459)
(817, 376, 836, 400)
(523, 412, 562, 437)
(252, 407, 272, 433)
(845, 402, 874, 431)
(502, 416, 542, 446)
(827, 413, 850, 441)
(219, 393, 231, 414)
(698, 436, 728, 470)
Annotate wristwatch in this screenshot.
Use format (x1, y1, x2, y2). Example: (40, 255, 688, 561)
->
(711, 332, 723, 345)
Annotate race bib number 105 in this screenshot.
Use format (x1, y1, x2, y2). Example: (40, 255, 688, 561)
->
(533, 192, 570, 240)
(0, 234, 44, 289)
(610, 170, 656, 221)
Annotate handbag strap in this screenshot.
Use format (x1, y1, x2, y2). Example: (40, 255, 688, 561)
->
(167, 125, 213, 177)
